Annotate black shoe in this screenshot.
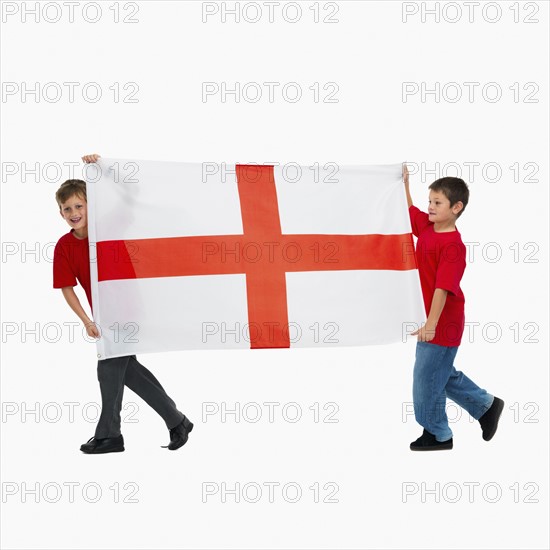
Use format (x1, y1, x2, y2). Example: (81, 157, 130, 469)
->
(162, 415, 194, 451)
(410, 429, 453, 451)
(80, 434, 124, 454)
(479, 397, 504, 441)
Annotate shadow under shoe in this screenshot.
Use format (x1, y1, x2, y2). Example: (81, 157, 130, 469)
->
(162, 415, 194, 451)
(80, 434, 125, 454)
(410, 429, 453, 451)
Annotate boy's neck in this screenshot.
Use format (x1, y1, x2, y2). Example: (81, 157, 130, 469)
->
(433, 220, 457, 233)
(72, 227, 88, 240)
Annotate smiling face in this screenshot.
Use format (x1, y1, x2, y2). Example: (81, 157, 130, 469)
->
(59, 193, 87, 231)
(427, 189, 463, 227)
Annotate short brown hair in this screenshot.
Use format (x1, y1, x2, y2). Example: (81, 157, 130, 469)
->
(55, 179, 87, 209)
(429, 177, 469, 218)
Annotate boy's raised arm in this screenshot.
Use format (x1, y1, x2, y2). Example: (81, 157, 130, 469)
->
(403, 162, 413, 208)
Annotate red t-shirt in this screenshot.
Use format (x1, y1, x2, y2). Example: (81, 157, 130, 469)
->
(409, 205, 466, 347)
(53, 229, 93, 314)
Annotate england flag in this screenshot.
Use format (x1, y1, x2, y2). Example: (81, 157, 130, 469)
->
(86, 158, 424, 359)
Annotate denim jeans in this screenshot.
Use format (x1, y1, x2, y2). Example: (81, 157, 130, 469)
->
(412, 341, 494, 442)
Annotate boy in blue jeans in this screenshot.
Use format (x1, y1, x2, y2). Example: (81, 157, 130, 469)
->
(403, 164, 504, 451)
(53, 153, 193, 454)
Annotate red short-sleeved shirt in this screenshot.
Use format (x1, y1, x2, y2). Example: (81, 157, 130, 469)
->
(53, 229, 93, 314)
(409, 205, 466, 347)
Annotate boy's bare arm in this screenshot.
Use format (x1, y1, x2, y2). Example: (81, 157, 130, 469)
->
(412, 288, 448, 341)
(61, 287, 100, 338)
(426, 288, 448, 327)
(403, 163, 413, 208)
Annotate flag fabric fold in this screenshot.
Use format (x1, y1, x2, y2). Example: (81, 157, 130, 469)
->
(86, 159, 424, 359)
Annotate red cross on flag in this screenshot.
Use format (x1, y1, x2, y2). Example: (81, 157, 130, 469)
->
(86, 158, 424, 359)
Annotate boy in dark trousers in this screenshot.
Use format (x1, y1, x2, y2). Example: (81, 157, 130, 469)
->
(53, 153, 193, 454)
(403, 164, 504, 451)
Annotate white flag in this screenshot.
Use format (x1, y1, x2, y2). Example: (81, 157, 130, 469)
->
(86, 159, 424, 359)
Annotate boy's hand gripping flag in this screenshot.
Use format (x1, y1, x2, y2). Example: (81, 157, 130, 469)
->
(86, 159, 424, 359)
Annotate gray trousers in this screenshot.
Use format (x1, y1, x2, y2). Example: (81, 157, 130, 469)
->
(95, 354, 185, 439)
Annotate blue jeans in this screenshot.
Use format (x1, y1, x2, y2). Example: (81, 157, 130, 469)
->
(412, 341, 494, 442)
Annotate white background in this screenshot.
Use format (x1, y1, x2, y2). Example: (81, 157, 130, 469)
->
(1, 1, 548, 549)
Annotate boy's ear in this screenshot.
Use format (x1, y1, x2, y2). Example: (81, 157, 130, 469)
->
(452, 201, 464, 215)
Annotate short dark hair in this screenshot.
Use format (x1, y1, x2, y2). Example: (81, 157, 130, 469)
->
(429, 177, 469, 218)
(55, 179, 87, 209)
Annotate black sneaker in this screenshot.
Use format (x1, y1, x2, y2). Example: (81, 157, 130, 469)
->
(410, 429, 453, 451)
(479, 397, 504, 441)
(162, 415, 194, 451)
(80, 434, 124, 454)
